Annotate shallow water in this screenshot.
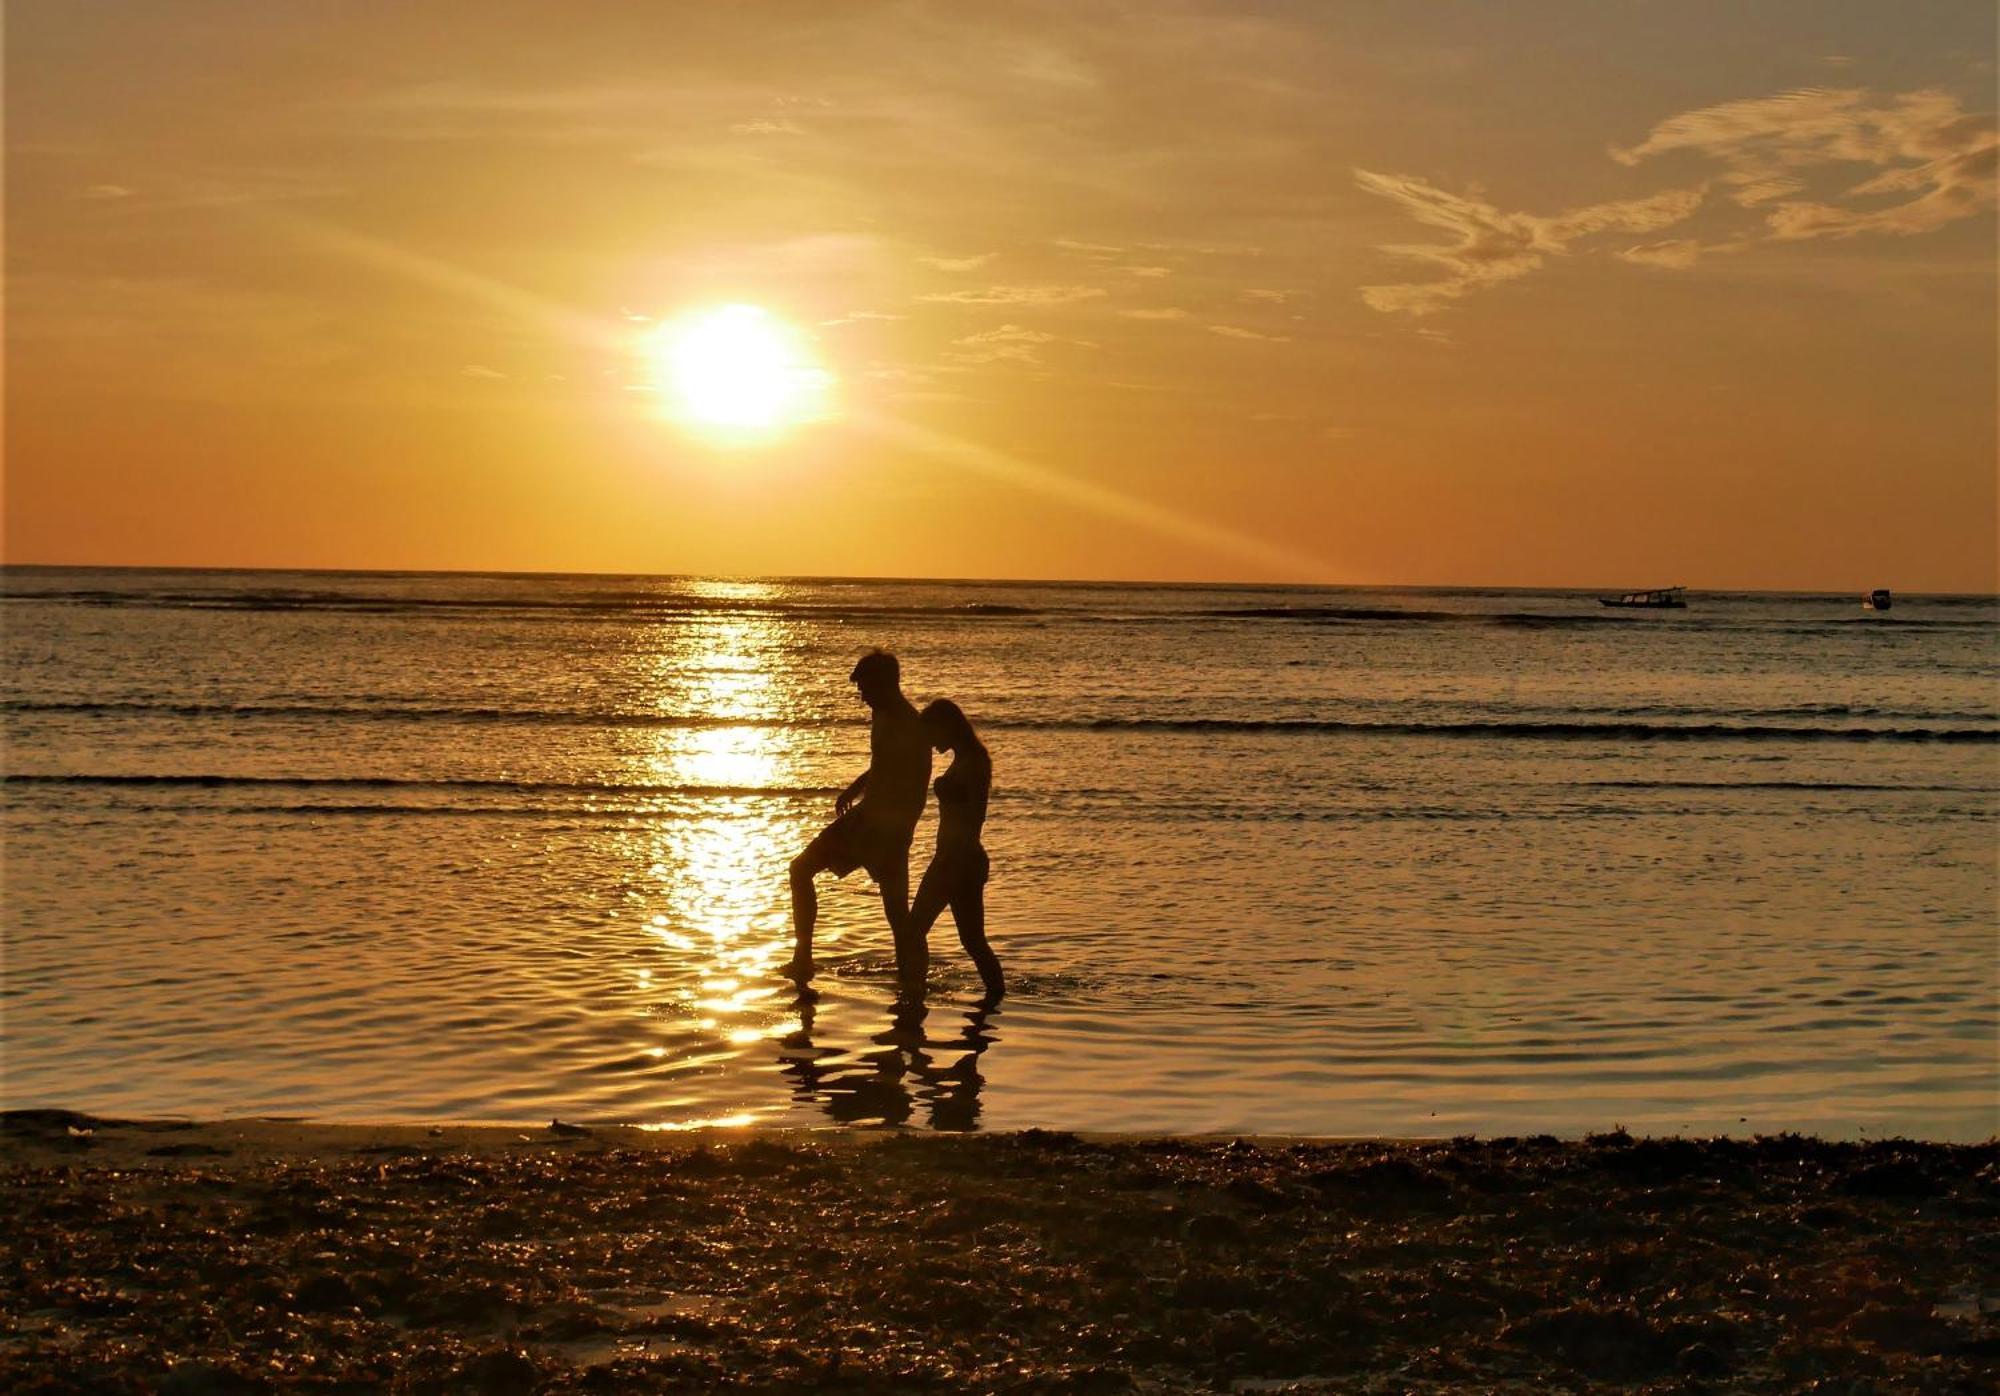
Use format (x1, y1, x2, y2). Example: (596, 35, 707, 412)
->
(4, 570, 1995, 1137)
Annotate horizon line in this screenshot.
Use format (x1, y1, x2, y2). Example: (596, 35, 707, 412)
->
(1, 559, 1992, 599)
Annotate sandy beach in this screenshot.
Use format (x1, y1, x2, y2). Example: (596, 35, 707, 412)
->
(3, 1111, 1994, 1393)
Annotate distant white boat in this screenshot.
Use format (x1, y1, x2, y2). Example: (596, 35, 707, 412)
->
(1863, 589, 1893, 611)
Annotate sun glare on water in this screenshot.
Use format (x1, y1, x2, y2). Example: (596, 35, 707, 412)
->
(646, 304, 833, 442)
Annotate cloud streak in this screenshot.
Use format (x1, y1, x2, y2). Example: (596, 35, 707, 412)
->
(1615, 238, 1707, 270)
(1354, 171, 1702, 315)
(919, 253, 995, 272)
(1613, 86, 1997, 242)
(1208, 324, 1291, 342)
(1358, 85, 1994, 314)
(947, 323, 1096, 366)
(918, 284, 1108, 306)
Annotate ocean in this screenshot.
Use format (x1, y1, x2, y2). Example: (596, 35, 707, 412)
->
(3, 569, 1994, 1138)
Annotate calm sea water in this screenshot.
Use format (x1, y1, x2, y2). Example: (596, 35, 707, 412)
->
(3, 569, 1995, 1138)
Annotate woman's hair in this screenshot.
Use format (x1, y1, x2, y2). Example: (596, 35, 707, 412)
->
(920, 698, 982, 752)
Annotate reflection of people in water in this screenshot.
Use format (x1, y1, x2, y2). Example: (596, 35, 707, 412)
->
(787, 650, 931, 989)
(776, 990, 997, 1130)
(908, 699, 1005, 1000)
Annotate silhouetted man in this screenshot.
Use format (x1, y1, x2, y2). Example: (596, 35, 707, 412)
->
(787, 650, 932, 990)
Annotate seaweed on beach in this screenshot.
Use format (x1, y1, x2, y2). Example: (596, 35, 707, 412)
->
(2, 1117, 1995, 1393)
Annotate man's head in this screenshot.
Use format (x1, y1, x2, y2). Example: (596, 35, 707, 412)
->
(849, 649, 901, 707)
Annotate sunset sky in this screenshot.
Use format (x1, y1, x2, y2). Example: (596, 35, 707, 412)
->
(6, 1, 1995, 589)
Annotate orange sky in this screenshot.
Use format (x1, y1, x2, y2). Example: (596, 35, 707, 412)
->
(5, 2, 1995, 589)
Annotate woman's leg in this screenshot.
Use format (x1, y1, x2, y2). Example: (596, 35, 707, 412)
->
(950, 878, 1004, 1000)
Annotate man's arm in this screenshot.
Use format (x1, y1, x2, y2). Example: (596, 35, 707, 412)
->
(834, 770, 869, 817)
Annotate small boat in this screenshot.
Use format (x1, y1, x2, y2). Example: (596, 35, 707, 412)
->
(1599, 586, 1687, 609)
(1863, 589, 1892, 611)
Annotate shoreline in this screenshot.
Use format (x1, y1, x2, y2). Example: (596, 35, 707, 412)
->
(8, 1109, 1991, 1165)
(6, 1111, 1994, 1392)
(0, 1111, 1488, 1167)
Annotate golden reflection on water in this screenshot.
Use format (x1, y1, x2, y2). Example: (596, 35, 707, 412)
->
(638, 1112, 760, 1133)
(680, 577, 792, 606)
(622, 611, 811, 1123)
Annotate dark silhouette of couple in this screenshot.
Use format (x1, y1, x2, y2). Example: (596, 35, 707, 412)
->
(786, 649, 1004, 1000)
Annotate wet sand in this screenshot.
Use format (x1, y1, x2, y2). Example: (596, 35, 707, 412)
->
(3, 1111, 1994, 1393)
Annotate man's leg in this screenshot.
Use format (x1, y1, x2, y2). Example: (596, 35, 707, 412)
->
(907, 858, 951, 941)
(877, 860, 925, 995)
(788, 845, 832, 978)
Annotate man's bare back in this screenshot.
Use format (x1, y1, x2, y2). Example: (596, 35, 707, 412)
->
(854, 696, 930, 829)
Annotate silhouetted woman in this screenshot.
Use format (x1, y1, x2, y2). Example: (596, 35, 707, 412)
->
(908, 699, 1004, 1000)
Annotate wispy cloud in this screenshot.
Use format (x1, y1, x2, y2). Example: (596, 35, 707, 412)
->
(1355, 170, 1703, 315)
(729, 119, 804, 136)
(918, 284, 1108, 306)
(947, 323, 1097, 366)
(1615, 238, 1709, 270)
(1131, 239, 1265, 258)
(1120, 307, 1190, 321)
(919, 253, 995, 272)
(1613, 87, 1997, 242)
(1357, 85, 1993, 314)
(1208, 324, 1291, 342)
(1122, 265, 1172, 278)
(350, 81, 659, 115)
(1053, 238, 1125, 257)
(1242, 288, 1302, 303)
(819, 310, 906, 327)
(864, 364, 947, 385)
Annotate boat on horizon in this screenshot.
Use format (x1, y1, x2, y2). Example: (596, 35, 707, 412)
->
(1864, 588, 1893, 611)
(1599, 586, 1687, 609)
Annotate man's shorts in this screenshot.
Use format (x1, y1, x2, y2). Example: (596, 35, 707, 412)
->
(804, 808, 914, 881)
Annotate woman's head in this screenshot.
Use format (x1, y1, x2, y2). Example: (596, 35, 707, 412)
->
(920, 698, 977, 753)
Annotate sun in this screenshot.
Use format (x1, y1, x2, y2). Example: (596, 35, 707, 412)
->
(645, 304, 833, 441)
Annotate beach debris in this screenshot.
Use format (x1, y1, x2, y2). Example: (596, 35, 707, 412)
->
(548, 1118, 591, 1138)
(1842, 1154, 1944, 1199)
(452, 1345, 545, 1395)
(1184, 1211, 1246, 1246)
(290, 1270, 358, 1313)
(1934, 1289, 2000, 1320)
(1677, 1340, 1733, 1377)
(2, 1108, 104, 1132)
(1, 1131, 1993, 1392)
(1500, 1302, 1683, 1380)
(157, 1358, 265, 1395)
